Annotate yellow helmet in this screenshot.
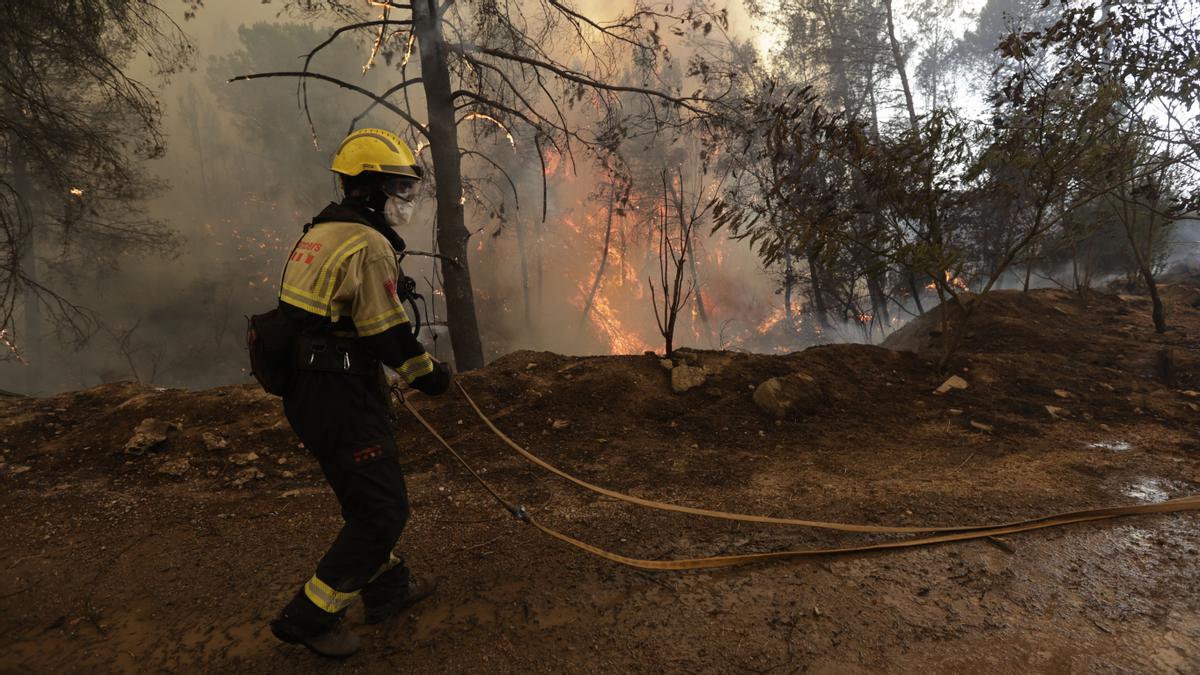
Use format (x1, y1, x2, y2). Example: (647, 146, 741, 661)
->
(330, 128, 420, 179)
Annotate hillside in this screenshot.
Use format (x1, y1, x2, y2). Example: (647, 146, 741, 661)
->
(3, 282, 1200, 672)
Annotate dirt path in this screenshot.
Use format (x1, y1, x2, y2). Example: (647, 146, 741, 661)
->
(3, 287, 1199, 673)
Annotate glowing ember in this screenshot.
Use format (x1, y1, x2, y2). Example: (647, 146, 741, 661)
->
(68, 187, 84, 197)
(362, 8, 389, 74)
(402, 32, 416, 67)
(463, 112, 516, 150)
(0, 328, 28, 366)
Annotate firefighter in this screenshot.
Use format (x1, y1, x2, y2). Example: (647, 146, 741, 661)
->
(268, 128, 451, 658)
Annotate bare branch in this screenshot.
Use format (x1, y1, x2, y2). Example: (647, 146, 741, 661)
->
(229, 71, 430, 140)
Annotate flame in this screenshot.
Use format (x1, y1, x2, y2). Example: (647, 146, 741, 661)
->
(756, 306, 786, 334)
(69, 187, 84, 197)
(926, 271, 970, 293)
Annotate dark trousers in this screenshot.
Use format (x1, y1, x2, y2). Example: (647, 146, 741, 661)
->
(279, 367, 410, 629)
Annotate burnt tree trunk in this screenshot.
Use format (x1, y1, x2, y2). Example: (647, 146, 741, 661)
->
(413, 0, 484, 370)
(515, 218, 532, 328)
(806, 242, 831, 329)
(12, 148, 39, 392)
(580, 192, 614, 324)
(686, 244, 712, 346)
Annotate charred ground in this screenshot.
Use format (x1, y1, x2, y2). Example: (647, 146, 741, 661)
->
(2, 281, 1200, 672)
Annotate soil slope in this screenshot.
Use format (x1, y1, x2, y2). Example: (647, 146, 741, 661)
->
(3, 282, 1200, 673)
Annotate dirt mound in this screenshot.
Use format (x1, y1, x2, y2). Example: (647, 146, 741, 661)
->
(3, 286, 1200, 672)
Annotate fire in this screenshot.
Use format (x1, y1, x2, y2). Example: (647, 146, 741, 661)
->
(757, 306, 786, 334)
(586, 292, 654, 354)
(69, 187, 84, 197)
(927, 271, 971, 293)
(542, 148, 562, 177)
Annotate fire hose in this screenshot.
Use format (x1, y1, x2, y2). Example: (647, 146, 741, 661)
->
(393, 383, 1200, 571)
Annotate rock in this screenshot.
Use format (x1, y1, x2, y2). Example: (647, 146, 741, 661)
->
(1046, 405, 1069, 419)
(753, 372, 823, 419)
(229, 451, 259, 466)
(969, 420, 994, 433)
(230, 467, 264, 488)
(124, 418, 172, 455)
(1182, 390, 1200, 399)
(670, 365, 708, 394)
(525, 362, 537, 370)
(1053, 389, 1073, 399)
(202, 432, 228, 452)
(281, 488, 302, 498)
(157, 457, 190, 478)
(551, 419, 571, 430)
(659, 358, 675, 371)
(281, 470, 295, 479)
(116, 392, 159, 411)
(933, 376, 969, 395)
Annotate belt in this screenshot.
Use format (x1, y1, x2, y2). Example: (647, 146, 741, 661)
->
(294, 334, 377, 376)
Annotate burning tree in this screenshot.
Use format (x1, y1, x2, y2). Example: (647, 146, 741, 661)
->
(232, 0, 731, 370)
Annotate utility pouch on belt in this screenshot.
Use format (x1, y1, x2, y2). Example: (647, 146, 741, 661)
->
(294, 335, 378, 376)
(246, 309, 295, 396)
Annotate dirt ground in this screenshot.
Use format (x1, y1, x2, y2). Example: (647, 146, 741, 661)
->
(3, 282, 1200, 673)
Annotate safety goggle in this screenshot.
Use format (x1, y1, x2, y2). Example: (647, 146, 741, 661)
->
(382, 176, 418, 202)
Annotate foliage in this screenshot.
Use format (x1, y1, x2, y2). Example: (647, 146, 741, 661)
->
(0, 1, 193, 357)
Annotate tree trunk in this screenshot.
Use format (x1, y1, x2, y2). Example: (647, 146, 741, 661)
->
(806, 243, 831, 329)
(686, 243, 712, 346)
(783, 247, 801, 339)
(907, 271, 925, 315)
(867, 273, 889, 337)
(413, 0, 484, 370)
(885, 0, 920, 135)
(12, 148, 39, 392)
(515, 218, 532, 328)
(1143, 266, 1167, 333)
(580, 192, 614, 324)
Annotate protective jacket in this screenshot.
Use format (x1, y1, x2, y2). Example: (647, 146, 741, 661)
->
(273, 200, 447, 636)
(279, 201, 446, 391)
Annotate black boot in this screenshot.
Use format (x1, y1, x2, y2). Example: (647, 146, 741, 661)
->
(362, 563, 436, 625)
(270, 590, 361, 658)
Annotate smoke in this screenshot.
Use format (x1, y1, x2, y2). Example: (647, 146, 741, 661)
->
(0, 1, 856, 395)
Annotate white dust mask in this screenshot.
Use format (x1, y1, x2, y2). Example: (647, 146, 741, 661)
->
(384, 196, 416, 232)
